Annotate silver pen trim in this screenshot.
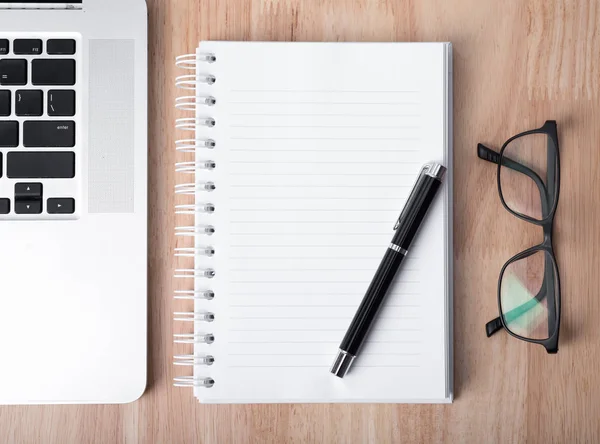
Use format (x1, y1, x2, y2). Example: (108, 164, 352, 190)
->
(423, 162, 447, 180)
(389, 243, 408, 255)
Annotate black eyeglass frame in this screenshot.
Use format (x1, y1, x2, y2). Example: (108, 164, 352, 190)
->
(477, 120, 561, 354)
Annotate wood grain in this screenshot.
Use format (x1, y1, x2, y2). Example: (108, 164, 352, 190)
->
(1, 0, 600, 442)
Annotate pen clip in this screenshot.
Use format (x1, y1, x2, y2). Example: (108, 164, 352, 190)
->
(393, 164, 429, 230)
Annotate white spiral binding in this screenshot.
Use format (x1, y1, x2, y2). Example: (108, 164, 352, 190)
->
(176, 74, 216, 89)
(174, 311, 215, 322)
(174, 333, 215, 344)
(174, 268, 216, 279)
(175, 95, 217, 111)
(176, 138, 215, 153)
(175, 182, 216, 194)
(175, 53, 217, 68)
(175, 161, 216, 173)
(174, 247, 215, 258)
(174, 354, 215, 366)
(174, 290, 215, 300)
(175, 203, 215, 215)
(173, 376, 215, 388)
(175, 225, 215, 236)
(173, 52, 217, 390)
(175, 117, 216, 130)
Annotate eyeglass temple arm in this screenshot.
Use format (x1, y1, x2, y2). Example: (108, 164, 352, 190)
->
(544, 137, 559, 341)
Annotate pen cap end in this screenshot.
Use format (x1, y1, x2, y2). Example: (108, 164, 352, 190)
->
(423, 162, 446, 181)
(330, 350, 356, 378)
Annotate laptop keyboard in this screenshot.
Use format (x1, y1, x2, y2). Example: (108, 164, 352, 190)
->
(0, 35, 79, 218)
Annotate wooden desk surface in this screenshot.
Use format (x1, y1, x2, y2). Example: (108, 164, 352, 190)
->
(2, 0, 600, 442)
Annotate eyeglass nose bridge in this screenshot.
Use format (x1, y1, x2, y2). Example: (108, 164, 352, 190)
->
(541, 223, 553, 247)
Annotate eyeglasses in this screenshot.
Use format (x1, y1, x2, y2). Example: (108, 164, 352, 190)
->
(477, 120, 561, 353)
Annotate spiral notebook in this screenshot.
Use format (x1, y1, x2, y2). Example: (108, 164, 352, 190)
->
(173, 41, 453, 403)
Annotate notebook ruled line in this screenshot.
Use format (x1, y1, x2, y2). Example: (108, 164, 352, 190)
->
(226, 256, 414, 259)
(228, 353, 421, 356)
(228, 328, 420, 332)
(229, 89, 420, 93)
(228, 161, 421, 164)
(229, 149, 420, 153)
(227, 268, 418, 272)
(229, 316, 419, 319)
(230, 125, 420, 129)
(229, 175, 418, 179)
(228, 304, 421, 308)
(230, 137, 420, 141)
(227, 173, 418, 176)
(227, 236, 419, 241)
(227, 222, 397, 225)
(227, 198, 405, 201)
(228, 340, 422, 344)
(228, 281, 420, 284)
(228, 234, 400, 237)
(229, 210, 399, 212)
(230, 113, 421, 117)
(228, 101, 420, 105)
(227, 365, 421, 368)
(228, 244, 409, 247)
(227, 293, 419, 297)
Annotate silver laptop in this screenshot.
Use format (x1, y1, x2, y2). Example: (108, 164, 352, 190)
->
(0, 0, 147, 404)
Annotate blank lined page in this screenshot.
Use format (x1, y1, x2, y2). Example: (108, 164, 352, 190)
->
(194, 42, 451, 402)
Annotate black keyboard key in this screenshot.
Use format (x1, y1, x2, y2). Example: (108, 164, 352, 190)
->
(48, 90, 75, 116)
(32, 59, 75, 86)
(0, 59, 27, 86)
(0, 198, 9, 214)
(15, 200, 42, 214)
(15, 183, 42, 199)
(0, 121, 18, 147)
(16, 90, 43, 116)
(0, 40, 8, 55)
(7, 152, 75, 178)
(14, 39, 42, 55)
(15, 182, 42, 214)
(48, 198, 74, 214)
(0, 90, 10, 116)
(23, 121, 75, 147)
(47, 39, 75, 55)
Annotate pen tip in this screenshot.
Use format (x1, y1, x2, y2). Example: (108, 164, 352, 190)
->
(330, 350, 355, 378)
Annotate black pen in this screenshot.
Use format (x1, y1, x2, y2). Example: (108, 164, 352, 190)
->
(330, 162, 447, 378)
